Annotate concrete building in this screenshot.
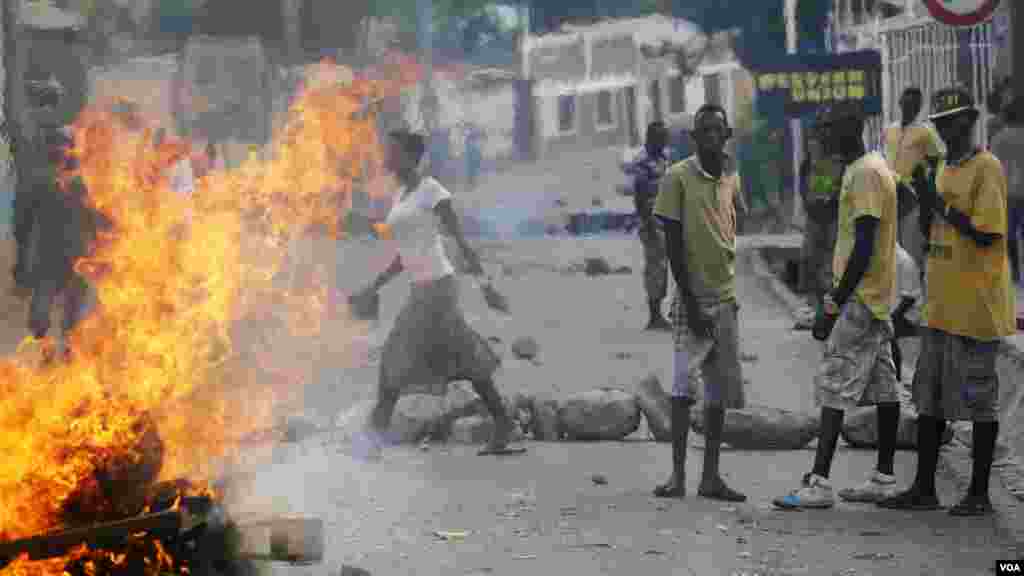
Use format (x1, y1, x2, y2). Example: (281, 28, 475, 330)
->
(522, 14, 753, 161)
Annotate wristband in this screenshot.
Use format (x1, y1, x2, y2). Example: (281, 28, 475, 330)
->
(823, 294, 839, 315)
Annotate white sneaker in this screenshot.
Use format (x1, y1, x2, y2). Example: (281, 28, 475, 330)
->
(773, 473, 835, 509)
(838, 471, 898, 503)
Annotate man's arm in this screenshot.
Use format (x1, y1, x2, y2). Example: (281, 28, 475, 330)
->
(369, 255, 403, 292)
(435, 197, 483, 274)
(832, 216, 879, 306)
(932, 196, 1002, 247)
(661, 218, 692, 302)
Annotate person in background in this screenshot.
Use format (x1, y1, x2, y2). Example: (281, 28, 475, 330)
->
(774, 101, 903, 509)
(651, 105, 747, 502)
(623, 121, 672, 331)
(883, 87, 946, 271)
(23, 79, 102, 363)
(799, 107, 844, 312)
(990, 96, 1023, 285)
(464, 124, 483, 192)
(879, 87, 1015, 516)
(349, 129, 521, 459)
(891, 242, 921, 385)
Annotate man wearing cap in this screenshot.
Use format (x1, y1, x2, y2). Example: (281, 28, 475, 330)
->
(879, 87, 1016, 516)
(799, 106, 845, 312)
(774, 101, 903, 509)
(623, 121, 672, 331)
(884, 87, 946, 270)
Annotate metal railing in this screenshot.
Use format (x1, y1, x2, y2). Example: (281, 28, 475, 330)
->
(880, 19, 996, 143)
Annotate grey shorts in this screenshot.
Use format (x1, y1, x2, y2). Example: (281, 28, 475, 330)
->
(912, 327, 1000, 422)
(670, 297, 744, 410)
(815, 297, 900, 411)
(379, 275, 500, 396)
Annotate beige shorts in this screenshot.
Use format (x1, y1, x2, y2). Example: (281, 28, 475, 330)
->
(815, 297, 900, 411)
(670, 297, 745, 410)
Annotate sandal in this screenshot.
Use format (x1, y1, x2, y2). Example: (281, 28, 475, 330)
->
(948, 495, 993, 517)
(653, 476, 686, 499)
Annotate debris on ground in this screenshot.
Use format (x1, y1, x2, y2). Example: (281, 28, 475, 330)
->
(583, 257, 612, 276)
(433, 530, 469, 542)
(851, 551, 896, 561)
(511, 336, 540, 360)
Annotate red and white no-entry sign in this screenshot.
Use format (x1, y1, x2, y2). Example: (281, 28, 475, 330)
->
(924, 0, 1002, 26)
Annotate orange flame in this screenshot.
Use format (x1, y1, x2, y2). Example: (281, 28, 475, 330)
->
(0, 56, 422, 575)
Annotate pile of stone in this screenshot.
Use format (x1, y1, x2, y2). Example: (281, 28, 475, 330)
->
(323, 374, 819, 450)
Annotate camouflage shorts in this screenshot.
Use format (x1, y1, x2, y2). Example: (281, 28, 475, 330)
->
(815, 297, 900, 411)
(670, 297, 745, 410)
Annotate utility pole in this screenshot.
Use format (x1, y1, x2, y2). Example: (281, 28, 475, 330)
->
(417, 0, 437, 133)
(786, 0, 804, 231)
(1014, 1, 1023, 97)
(2, 0, 27, 242)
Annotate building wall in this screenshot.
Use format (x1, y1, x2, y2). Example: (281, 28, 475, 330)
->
(526, 18, 744, 160)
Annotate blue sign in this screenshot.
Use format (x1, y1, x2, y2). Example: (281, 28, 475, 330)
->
(748, 50, 883, 118)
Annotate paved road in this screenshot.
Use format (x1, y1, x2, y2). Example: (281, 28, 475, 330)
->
(230, 234, 1019, 575)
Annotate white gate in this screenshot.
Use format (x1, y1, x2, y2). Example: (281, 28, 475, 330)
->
(880, 19, 997, 143)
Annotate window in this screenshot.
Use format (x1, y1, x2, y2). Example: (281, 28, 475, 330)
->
(669, 75, 686, 114)
(704, 73, 722, 107)
(558, 95, 576, 133)
(596, 90, 615, 128)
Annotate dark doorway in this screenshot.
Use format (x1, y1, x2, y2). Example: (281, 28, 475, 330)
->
(649, 79, 662, 122)
(625, 85, 638, 147)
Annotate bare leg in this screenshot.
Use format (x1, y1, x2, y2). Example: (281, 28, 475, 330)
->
(471, 378, 512, 451)
(698, 405, 746, 501)
(354, 387, 400, 461)
(654, 397, 690, 499)
(61, 277, 88, 361)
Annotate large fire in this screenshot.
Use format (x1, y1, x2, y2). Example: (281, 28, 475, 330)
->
(0, 55, 422, 575)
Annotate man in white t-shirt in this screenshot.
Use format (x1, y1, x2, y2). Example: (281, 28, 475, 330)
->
(891, 243, 921, 384)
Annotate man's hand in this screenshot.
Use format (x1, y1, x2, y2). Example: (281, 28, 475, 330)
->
(685, 300, 715, 339)
(912, 164, 938, 209)
(348, 286, 379, 320)
(463, 250, 485, 276)
(812, 294, 840, 341)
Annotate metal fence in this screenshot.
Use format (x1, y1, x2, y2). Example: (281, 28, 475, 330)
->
(880, 19, 997, 144)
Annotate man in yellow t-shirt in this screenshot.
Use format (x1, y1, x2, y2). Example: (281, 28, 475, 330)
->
(651, 104, 745, 502)
(774, 102, 902, 510)
(884, 87, 946, 268)
(880, 87, 1016, 517)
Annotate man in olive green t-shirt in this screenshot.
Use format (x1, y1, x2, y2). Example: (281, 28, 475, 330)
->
(651, 104, 746, 502)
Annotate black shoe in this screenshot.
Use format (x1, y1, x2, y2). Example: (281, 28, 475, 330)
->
(948, 494, 993, 516)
